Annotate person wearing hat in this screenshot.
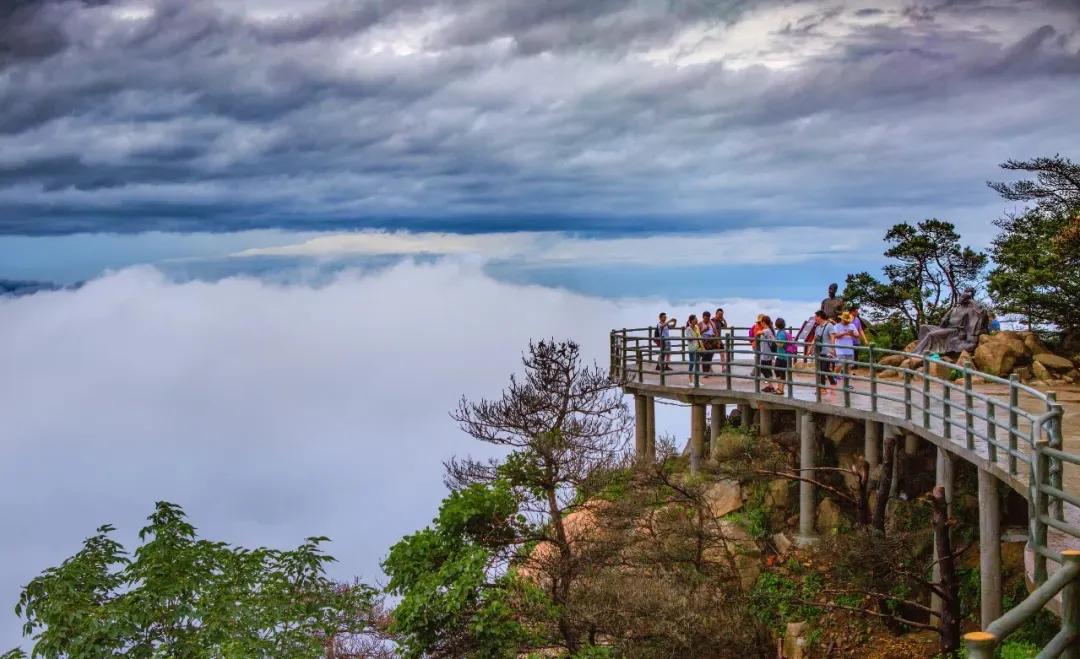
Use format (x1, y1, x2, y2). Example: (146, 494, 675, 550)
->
(831, 310, 861, 390)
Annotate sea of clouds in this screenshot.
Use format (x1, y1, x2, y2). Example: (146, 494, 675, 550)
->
(0, 258, 816, 647)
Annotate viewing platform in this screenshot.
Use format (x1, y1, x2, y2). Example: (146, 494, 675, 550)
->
(609, 326, 1080, 658)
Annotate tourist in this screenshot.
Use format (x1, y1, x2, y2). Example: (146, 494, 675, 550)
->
(796, 313, 816, 363)
(654, 312, 676, 371)
(756, 315, 778, 393)
(849, 305, 870, 344)
(774, 317, 793, 395)
(813, 310, 837, 395)
(700, 310, 717, 373)
(714, 308, 729, 371)
(831, 311, 860, 390)
(821, 283, 844, 321)
(684, 314, 702, 384)
(749, 313, 766, 374)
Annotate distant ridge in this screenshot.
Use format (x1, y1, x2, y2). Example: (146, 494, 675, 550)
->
(0, 279, 78, 297)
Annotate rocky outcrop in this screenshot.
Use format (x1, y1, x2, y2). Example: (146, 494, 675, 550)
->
(1034, 352, 1074, 372)
(823, 416, 860, 447)
(815, 498, 843, 535)
(973, 336, 1025, 376)
(703, 479, 742, 518)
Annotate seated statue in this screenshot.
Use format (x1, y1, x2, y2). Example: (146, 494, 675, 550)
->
(913, 288, 989, 355)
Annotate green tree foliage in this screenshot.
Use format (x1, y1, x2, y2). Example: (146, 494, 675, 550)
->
(383, 480, 533, 659)
(844, 219, 986, 348)
(384, 340, 632, 657)
(6, 502, 387, 659)
(987, 155, 1080, 337)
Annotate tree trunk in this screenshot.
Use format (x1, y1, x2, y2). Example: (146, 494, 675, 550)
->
(932, 485, 960, 654)
(872, 435, 896, 532)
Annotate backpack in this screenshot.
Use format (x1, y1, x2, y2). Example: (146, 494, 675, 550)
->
(779, 329, 798, 354)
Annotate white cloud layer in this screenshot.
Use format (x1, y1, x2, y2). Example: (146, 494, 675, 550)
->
(0, 259, 817, 648)
(232, 227, 879, 265)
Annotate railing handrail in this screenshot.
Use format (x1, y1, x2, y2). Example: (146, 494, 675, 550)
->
(610, 326, 1077, 656)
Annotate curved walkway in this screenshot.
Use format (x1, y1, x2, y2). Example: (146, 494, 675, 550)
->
(610, 327, 1079, 656)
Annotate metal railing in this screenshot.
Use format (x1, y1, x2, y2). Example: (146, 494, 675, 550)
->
(609, 325, 1074, 656)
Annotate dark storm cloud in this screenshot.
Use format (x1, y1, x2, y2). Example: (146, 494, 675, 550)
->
(0, 0, 1078, 235)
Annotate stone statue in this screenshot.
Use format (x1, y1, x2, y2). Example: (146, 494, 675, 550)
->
(913, 288, 989, 355)
(820, 283, 844, 321)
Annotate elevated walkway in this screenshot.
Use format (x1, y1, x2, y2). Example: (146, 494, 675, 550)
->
(610, 326, 1078, 656)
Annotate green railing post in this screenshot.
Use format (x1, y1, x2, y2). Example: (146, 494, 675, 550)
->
(963, 631, 997, 659)
(754, 350, 761, 394)
(1033, 438, 1050, 586)
(904, 370, 912, 421)
(1008, 374, 1019, 476)
(987, 401, 998, 464)
(868, 345, 877, 412)
(724, 334, 733, 391)
(636, 348, 643, 383)
(842, 359, 851, 408)
(1049, 392, 1064, 523)
(1060, 550, 1080, 659)
(972, 367, 980, 449)
(815, 343, 823, 403)
(620, 329, 628, 380)
(943, 384, 952, 440)
(922, 358, 931, 428)
(786, 355, 794, 399)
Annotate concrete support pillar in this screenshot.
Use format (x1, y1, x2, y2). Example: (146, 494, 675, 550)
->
(864, 420, 881, 467)
(690, 403, 706, 475)
(740, 403, 752, 430)
(905, 432, 919, 456)
(645, 396, 656, 462)
(797, 411, 818, 545)
(885, 425, 901, 498)
(634, 394, 647, 459)
(710, 403, 724, 460)
(978, 468, 1002, 628)
(759, 406, 773, 437)
(931, 447, 956, 626)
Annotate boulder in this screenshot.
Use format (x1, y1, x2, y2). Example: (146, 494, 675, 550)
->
(900, 357, 923, 371)
(703, 479, 743, 518)
(823, 416, 860, 447)
(783, 621, 810, 659)
(904, 340, 918, 353)
(1014, 366, 1033, 382)
(772, 531, 794, 555)
(878, 370, 900, 379)
(815, 498, 844, 535)
(1034, 352, 1074, 372)
(709, 519, 761, 589)
(956, 350, 973, 368)
(1023, 332, 1050, 356)
(879, 354, 905, 367)
(974, 339, 1024, 376)
(764, 479, 791, 510)
(1032, 361, 1051, 382)
(928, 359, 953, 380)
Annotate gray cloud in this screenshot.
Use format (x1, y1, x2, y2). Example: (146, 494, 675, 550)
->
(0, 0, 1078, 235)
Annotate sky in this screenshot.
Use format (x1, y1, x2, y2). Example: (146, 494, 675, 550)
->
(2, 0, 1080, 649)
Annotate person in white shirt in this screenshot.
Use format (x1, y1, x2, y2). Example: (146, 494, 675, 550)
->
(830, 311, 861, 391)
